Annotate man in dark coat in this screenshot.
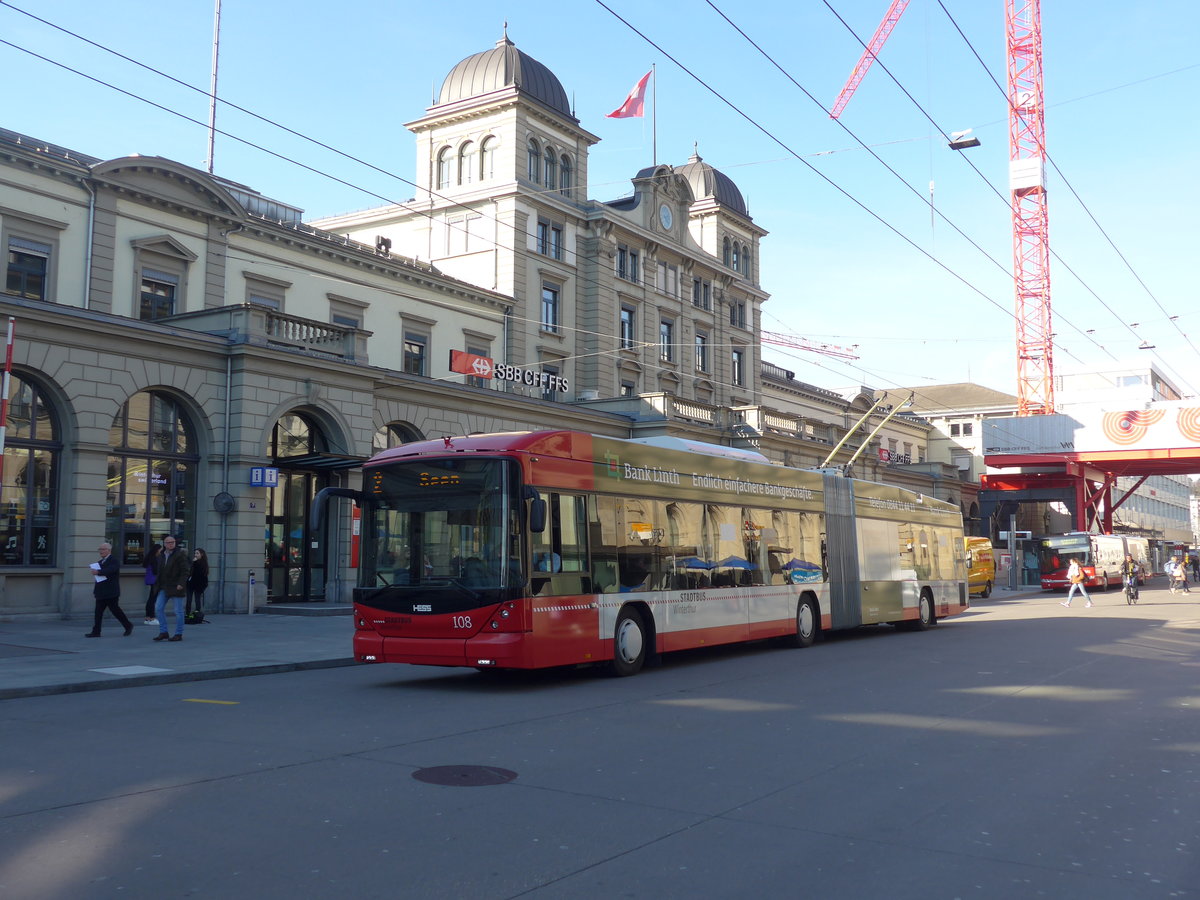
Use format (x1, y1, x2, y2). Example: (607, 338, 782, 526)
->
(86, 541, 132, 637)
(154, 535, 191, 642)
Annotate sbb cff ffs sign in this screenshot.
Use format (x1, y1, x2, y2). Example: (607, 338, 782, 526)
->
(449, 351, 569, 395)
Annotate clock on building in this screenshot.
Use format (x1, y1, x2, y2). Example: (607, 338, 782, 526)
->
(659, 203, 673, 230)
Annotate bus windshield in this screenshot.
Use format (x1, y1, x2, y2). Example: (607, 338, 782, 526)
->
(1036, 535, 1091, 573)
(361, 458, 521, 593)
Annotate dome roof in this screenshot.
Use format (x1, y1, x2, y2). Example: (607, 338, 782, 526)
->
(437, 35, 573, 119)
(677, 150, 748, 218)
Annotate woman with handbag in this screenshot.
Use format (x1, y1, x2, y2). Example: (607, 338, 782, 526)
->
(1060, 558, 1092, 609)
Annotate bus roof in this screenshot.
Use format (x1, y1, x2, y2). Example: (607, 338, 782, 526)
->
(367, 430, 961, 518)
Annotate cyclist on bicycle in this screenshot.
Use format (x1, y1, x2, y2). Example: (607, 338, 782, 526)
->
(1121, 554, 1140, 603)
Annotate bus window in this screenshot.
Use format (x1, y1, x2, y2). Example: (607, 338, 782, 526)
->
(530, 493, 590, 595)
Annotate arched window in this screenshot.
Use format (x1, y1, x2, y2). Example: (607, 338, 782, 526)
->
(271, 413, 326, 460)
(559, 154, 572, 196)
(0, 373, 59, 566)
(107, 390, 198, 565)
(722, 237, 732, 267)
(373, 422, 425, 452)
(731, 243, 739, 272)
(742, 246, 752, 277)
(527, 138, 540, 182)
(436, 147, 452, 190)
(480, 137, 496, 181)
(458, 141, 475, 185)
(543, 146, 557, 188)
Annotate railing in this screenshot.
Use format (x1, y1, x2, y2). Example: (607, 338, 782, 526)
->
(164, 304, 370, 362)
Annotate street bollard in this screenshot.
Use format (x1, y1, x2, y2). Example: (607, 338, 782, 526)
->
(248, 570, 256, 615)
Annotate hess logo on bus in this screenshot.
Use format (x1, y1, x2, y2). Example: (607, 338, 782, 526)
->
(418, 472, 460, 487)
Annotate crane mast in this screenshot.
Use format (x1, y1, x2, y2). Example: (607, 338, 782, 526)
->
(1007, 0, 1054, 415)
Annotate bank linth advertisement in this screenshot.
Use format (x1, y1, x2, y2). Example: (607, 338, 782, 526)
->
(985, 405, 1200, 455)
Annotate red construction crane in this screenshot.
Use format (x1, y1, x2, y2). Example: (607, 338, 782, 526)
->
(1007, 0, 1053, 415)
(830, 1, 1054, 415)
(761, 333, 860, 360)
(829, 0, 910, 119)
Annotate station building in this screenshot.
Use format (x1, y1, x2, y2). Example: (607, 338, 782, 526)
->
(0, 36, 962, 620)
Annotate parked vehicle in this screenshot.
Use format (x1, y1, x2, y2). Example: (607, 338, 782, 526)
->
(965, 536, 996, 598)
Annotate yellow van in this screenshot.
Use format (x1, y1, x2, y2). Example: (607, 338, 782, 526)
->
(965, 537, 996, 598)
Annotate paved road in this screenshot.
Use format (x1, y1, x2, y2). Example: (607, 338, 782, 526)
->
(2, 584, 1198, 899)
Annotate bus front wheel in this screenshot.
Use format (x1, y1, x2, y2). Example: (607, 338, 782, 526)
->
(791, 596, 818, 648)
(913, 590, 935, 631)
(611, 607, 647, 676)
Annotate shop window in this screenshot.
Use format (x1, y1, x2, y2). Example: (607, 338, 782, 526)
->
(0, 374, 59, 566)
(106, 390, 197, 565)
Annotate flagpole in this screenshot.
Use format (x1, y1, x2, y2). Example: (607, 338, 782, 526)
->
(205, 0, 222, 174)
(651, 63, 657, 166)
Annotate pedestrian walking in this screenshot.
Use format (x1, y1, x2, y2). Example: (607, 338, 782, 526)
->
(85, 541, 133, 637)
(186, 548, 209, 623)
(1191, 553, 1200, 582)
(142, 542, 161, 624)
(1167, 557, 1191, 594)
(154, 535, 191, 642)
(1060, 557, 1092, 608)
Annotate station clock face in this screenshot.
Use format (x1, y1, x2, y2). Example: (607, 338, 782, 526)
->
(659, 203, 673, 230)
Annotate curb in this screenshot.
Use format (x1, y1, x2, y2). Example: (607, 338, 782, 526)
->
(0, 656, 358, 701)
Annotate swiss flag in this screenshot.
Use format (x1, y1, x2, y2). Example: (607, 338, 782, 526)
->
(606, 70, 652, 118)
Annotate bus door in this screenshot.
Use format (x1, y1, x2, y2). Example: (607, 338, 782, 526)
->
(822, 474, 862, 629)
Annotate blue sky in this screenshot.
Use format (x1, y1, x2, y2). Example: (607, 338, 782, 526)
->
(3, 0, 1197, 398)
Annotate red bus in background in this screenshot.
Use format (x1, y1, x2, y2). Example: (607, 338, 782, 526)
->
(1036, 532, 1136, 591)
(313, 431, 969, 676)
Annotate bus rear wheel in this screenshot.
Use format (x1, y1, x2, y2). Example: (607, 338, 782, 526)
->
(980, 580, 992, 599)
(611, 607, 647, 676)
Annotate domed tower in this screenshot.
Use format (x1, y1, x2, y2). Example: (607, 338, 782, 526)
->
(676, 149, 764, 286)
(405, 33, 599, 206)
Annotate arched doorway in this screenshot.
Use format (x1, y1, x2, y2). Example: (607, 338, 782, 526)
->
(265, 412, 330, 602)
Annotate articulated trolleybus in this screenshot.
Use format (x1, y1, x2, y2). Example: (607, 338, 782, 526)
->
(313, 431, 969, 676)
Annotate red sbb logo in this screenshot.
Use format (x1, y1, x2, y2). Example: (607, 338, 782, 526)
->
(449, 350, 494, 380)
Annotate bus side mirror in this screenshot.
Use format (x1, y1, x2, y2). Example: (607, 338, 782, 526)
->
(529, 498, 547, 534)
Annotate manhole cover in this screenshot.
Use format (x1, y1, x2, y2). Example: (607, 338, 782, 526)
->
(412, 765, 517, 787)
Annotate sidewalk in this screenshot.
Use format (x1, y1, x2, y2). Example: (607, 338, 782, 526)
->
(0, 612, 356, 700)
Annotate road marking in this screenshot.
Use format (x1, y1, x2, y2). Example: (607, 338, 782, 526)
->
(183, 698, 239, 705)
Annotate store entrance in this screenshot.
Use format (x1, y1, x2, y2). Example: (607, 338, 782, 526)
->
(264, 468, 325, 602)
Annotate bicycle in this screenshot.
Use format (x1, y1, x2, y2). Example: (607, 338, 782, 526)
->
(1124, 574, 1139, 605)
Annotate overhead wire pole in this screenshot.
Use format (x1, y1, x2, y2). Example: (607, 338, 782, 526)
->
(1007, 0, 1054, 415)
